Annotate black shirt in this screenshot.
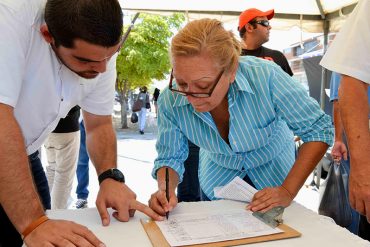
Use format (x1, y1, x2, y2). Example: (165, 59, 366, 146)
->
(241, 46, 293, 76)
(52, 105, 81, 133)
(153, 89, 160, 101)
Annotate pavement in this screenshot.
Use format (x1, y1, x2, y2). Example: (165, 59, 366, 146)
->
(41, 110, 321, 213)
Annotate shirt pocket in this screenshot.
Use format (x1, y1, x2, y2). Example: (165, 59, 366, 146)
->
(238, 119, 277, 152)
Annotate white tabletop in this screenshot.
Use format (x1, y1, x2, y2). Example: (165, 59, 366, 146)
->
(47, 200, 370, 247)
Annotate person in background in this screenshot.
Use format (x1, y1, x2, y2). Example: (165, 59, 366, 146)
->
(239, 7, 302, 151)
(320, 0, 370, 240)
(148, 19, 333, 217)
(238, 8, 293, 76)
(0, 0, 161, 246)
(153, 88, 160, 118)
(138, 86, 150, 135)
(44, 106, 80, 209)
(75, 120, 90, 209)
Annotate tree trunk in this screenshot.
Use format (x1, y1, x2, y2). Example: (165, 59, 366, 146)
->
(120, 92, 128, 129)
(116, 79, 130, 129)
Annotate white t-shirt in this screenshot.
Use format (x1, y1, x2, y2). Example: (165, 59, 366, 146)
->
(0, 0, 117, 154)
(320, 0, 370, 85)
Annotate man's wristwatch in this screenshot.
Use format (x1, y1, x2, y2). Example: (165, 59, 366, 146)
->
(98, 168, 125, 185)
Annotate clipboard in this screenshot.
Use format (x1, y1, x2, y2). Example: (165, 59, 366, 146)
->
(141, 219, 301, 247)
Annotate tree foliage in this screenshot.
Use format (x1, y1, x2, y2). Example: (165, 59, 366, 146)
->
(116, 13, 184, 128)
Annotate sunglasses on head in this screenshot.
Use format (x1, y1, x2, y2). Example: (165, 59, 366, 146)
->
(249, 20, 270, 27)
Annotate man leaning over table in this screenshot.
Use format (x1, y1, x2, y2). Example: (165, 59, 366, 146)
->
(320, 0, 370, 241)
(0, 0, 162, 246)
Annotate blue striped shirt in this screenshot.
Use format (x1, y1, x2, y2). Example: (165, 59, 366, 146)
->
(153, 56, 333, 200)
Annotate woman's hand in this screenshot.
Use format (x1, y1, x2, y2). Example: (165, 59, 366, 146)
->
(246, 186, 293, 213)
(148, 167, 179, 217)
(148, 188, 177, 217)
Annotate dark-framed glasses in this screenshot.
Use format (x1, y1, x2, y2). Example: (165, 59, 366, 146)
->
(169, 69, 224, 98)
(250, 20, 270, 27)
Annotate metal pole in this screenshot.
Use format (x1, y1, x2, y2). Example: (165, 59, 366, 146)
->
(320, 19, 329, 110)
(121, 12, 140, 45)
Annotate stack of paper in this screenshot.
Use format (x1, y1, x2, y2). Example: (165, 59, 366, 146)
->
(214, 176, 258, 202)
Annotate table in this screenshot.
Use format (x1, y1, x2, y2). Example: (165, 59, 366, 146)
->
(47, 200, 370, 246)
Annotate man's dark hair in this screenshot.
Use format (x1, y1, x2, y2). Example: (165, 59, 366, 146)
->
(45, 0, 123, 48)
(238, 18, 257, 39)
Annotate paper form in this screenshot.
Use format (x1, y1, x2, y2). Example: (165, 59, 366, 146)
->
(214, 176, 258, 202)
(155, 208, 282, 246)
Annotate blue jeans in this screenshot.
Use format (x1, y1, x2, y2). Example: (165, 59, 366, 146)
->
(0, 151, 50, 246)
(177, 141, 201, 202)
(76, 121, 90, 200)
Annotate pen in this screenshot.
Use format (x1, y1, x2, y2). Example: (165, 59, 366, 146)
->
(165, 167, 169, 220)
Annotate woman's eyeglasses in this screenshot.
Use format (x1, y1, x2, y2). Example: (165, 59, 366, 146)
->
(250, 20, 270, 27)
(169, 69, 224, 98)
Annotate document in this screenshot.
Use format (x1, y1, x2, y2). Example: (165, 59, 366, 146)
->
(214, 176, 258, 202)
(155, 208, 282, 246)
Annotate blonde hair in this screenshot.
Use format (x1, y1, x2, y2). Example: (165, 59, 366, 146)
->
(171, 18, 241, 73)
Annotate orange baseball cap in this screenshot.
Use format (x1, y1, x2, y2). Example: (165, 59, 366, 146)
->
(238, 8, 274, 31)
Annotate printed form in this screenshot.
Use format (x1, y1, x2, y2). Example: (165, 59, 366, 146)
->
(155, 177, 281, 246)
(156, 208, 282, 246)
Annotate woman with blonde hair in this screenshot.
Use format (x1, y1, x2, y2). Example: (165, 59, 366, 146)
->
(149, 19, 333, 216)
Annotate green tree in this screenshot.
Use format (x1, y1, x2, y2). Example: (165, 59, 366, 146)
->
(116, 13, 184, 128)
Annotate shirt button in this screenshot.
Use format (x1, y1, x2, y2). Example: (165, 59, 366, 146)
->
(233, 141, 237, 145)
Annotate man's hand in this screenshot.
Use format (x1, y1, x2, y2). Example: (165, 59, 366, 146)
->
(24, 219, 104, 247)
(246, 186, 293, 213)
(96, 179, 163, 225)
(349, 166, 370, 222)
(331, 141, 348, 162)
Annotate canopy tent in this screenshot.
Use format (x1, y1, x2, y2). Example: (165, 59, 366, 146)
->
(119, 0, 359, 110)
(120, 0, 358, 33)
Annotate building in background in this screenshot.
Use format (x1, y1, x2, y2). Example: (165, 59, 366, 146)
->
(283, 33, 337, 117)
(284, 33, 337, 90)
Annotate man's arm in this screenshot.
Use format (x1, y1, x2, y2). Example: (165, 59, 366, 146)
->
(82, 111, 163, 225)
(0, 103, 45, 233)
(82, 111, 117, 175)
(331, 100, 348, 161)
(339, 75, 370, 220)
(0, 104, 105, 246)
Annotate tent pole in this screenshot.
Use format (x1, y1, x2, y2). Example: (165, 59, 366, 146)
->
(121, 13, 140, 45)
(319, 19, 329, 110)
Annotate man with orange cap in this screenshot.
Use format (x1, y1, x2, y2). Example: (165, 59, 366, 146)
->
(238, 8, 293, 76)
